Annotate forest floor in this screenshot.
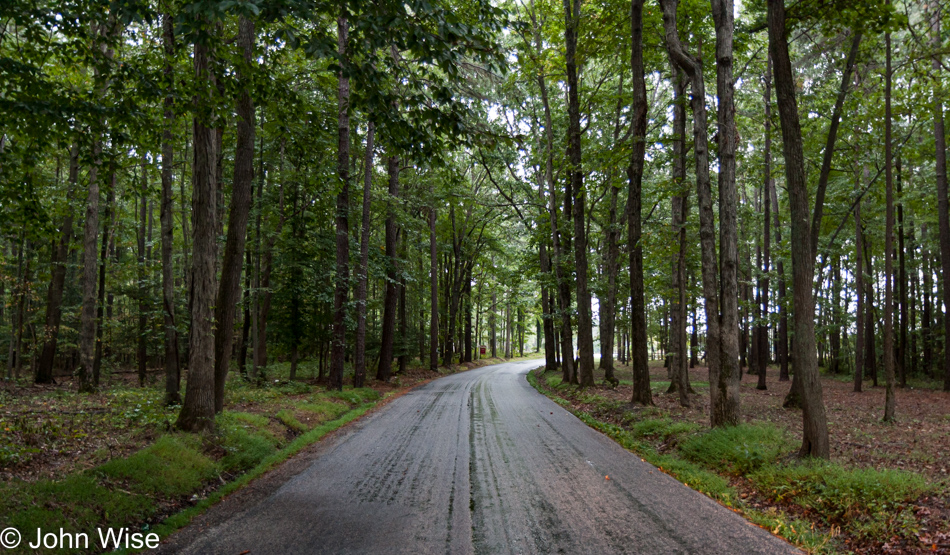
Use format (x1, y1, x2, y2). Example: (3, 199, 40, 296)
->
(531, 362, 950, 554)
(0, 354, 527, 554)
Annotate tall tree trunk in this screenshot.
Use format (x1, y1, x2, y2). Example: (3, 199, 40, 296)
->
(354, 122, 374, 387)
(330, 15, 350, 391)
(668, 67, 689, 406)
(829, 256, 841, 375)
(883, 20, 896, 420)
(464, 267, 473, 363)
(8, 234, 24, 380)
(711, 0, 741, 426)
(563, 0, 595, 386)
(771, 178, 789, 382)
(897, 154, 907, 387)
(177, 30, 219, 432)
(690, 301, 699, 368)
(660, 0, 718, 409)
(378, 155, 400, 381)
(239, 249, 251, 377)
(599, 175, 621, 384)
(865, 237, 878, 387)
(540, 243, 557, 371)
(768, 0, 830, 457)
(628, 0, 652, 404)
(77, 153, 99, 390)
(757, 59, 772, 391)
(93, 172, 115, 386)
(78, 22, 115, 394)
(429, 195, 439, 371)
(922, 224, 933, 376)
(160, 11, 181, 405)
(36, 145, 78, 384)
(138, 160, 149, 386)
(532, 16, 574, 382)
(854, 171, 866, 393)
(212, 16, 256, 411)
(931, 4, 950, 391)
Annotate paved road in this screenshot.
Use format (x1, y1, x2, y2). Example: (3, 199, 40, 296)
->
(171, 360, 797, 554)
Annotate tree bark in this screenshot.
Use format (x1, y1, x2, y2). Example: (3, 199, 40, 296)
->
(563, 0, 595, 386)
(36, 145, 78, 384)
(711, 0, 741, 426)
(177, 31, 219, 432)
(212, 16, 256, 411)
(138, 160, 149, 386)
(330, 15, 350, 391)
(629, 0, 652, 404)
(429, 191, 439, 371)
(668, 67, 689, 407)
(160, 11, 181, 405)
(757, 57, 772, 391)
(93, 172, 115, 387)
(883, 21, 896, 420)
(767, 0, 829, 457)
(897, 154, 907, 386)
(378, 155, 400, 381)
(354, 122, 374, 387)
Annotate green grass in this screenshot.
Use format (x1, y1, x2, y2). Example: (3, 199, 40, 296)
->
(299, 399, 350, 421)
(96, 435, 218, 497)
(751, 460, 933, 540)
(679, 423, 787, 474)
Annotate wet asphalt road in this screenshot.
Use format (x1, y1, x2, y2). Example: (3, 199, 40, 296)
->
(172, 359, 798, 554)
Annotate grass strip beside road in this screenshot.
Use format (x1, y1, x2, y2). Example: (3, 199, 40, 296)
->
(527, 368, 940, 554)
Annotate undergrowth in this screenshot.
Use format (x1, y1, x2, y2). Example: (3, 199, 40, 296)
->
(0, 382, 386, 555)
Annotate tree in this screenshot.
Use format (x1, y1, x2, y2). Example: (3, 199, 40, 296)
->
(767, 0, 830, 457)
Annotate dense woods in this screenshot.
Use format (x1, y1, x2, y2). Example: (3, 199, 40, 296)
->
(2, 0, 949, 461)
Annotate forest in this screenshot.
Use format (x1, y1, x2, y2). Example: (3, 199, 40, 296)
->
(1, 0, 949, 550)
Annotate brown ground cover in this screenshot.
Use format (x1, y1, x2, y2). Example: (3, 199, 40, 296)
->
(0, 359, 497, 485)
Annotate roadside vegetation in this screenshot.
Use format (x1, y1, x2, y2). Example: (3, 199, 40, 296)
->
(0, 357, 518, 554)
(529, 364, 950, 554)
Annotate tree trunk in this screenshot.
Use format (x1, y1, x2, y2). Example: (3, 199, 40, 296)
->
(897, 154, 907, 387)
(660, 0, 719, 410)
(138, 160, 149, 386)
(330, 15, 350, 391)
(36, 145, 78, 384)
(93, 172, 115, 387)
(770, 178, 789, 382)
(213, 16, 256, 412)
(757, 59, 772, 391)
(177, 32, 219, 432)
(768, 0, 829, 457)
(160, 12, 181, 405)
(563, 0, 595, 387)
(922, 224, 933, 376)
(628, 0, 652, 404)
(599, 173, 621, 384)
(378, 155, 400, 381)
(78, 142, 101, 393)
(429, 190, 439, 371)
(931, 4, 950, 391)
(354, 122, 374, 387)
(668, 67, 689, 407)
(464, 267, 473, 363)
(883, 21, 896, 420)
(711, 0, 741, 426)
